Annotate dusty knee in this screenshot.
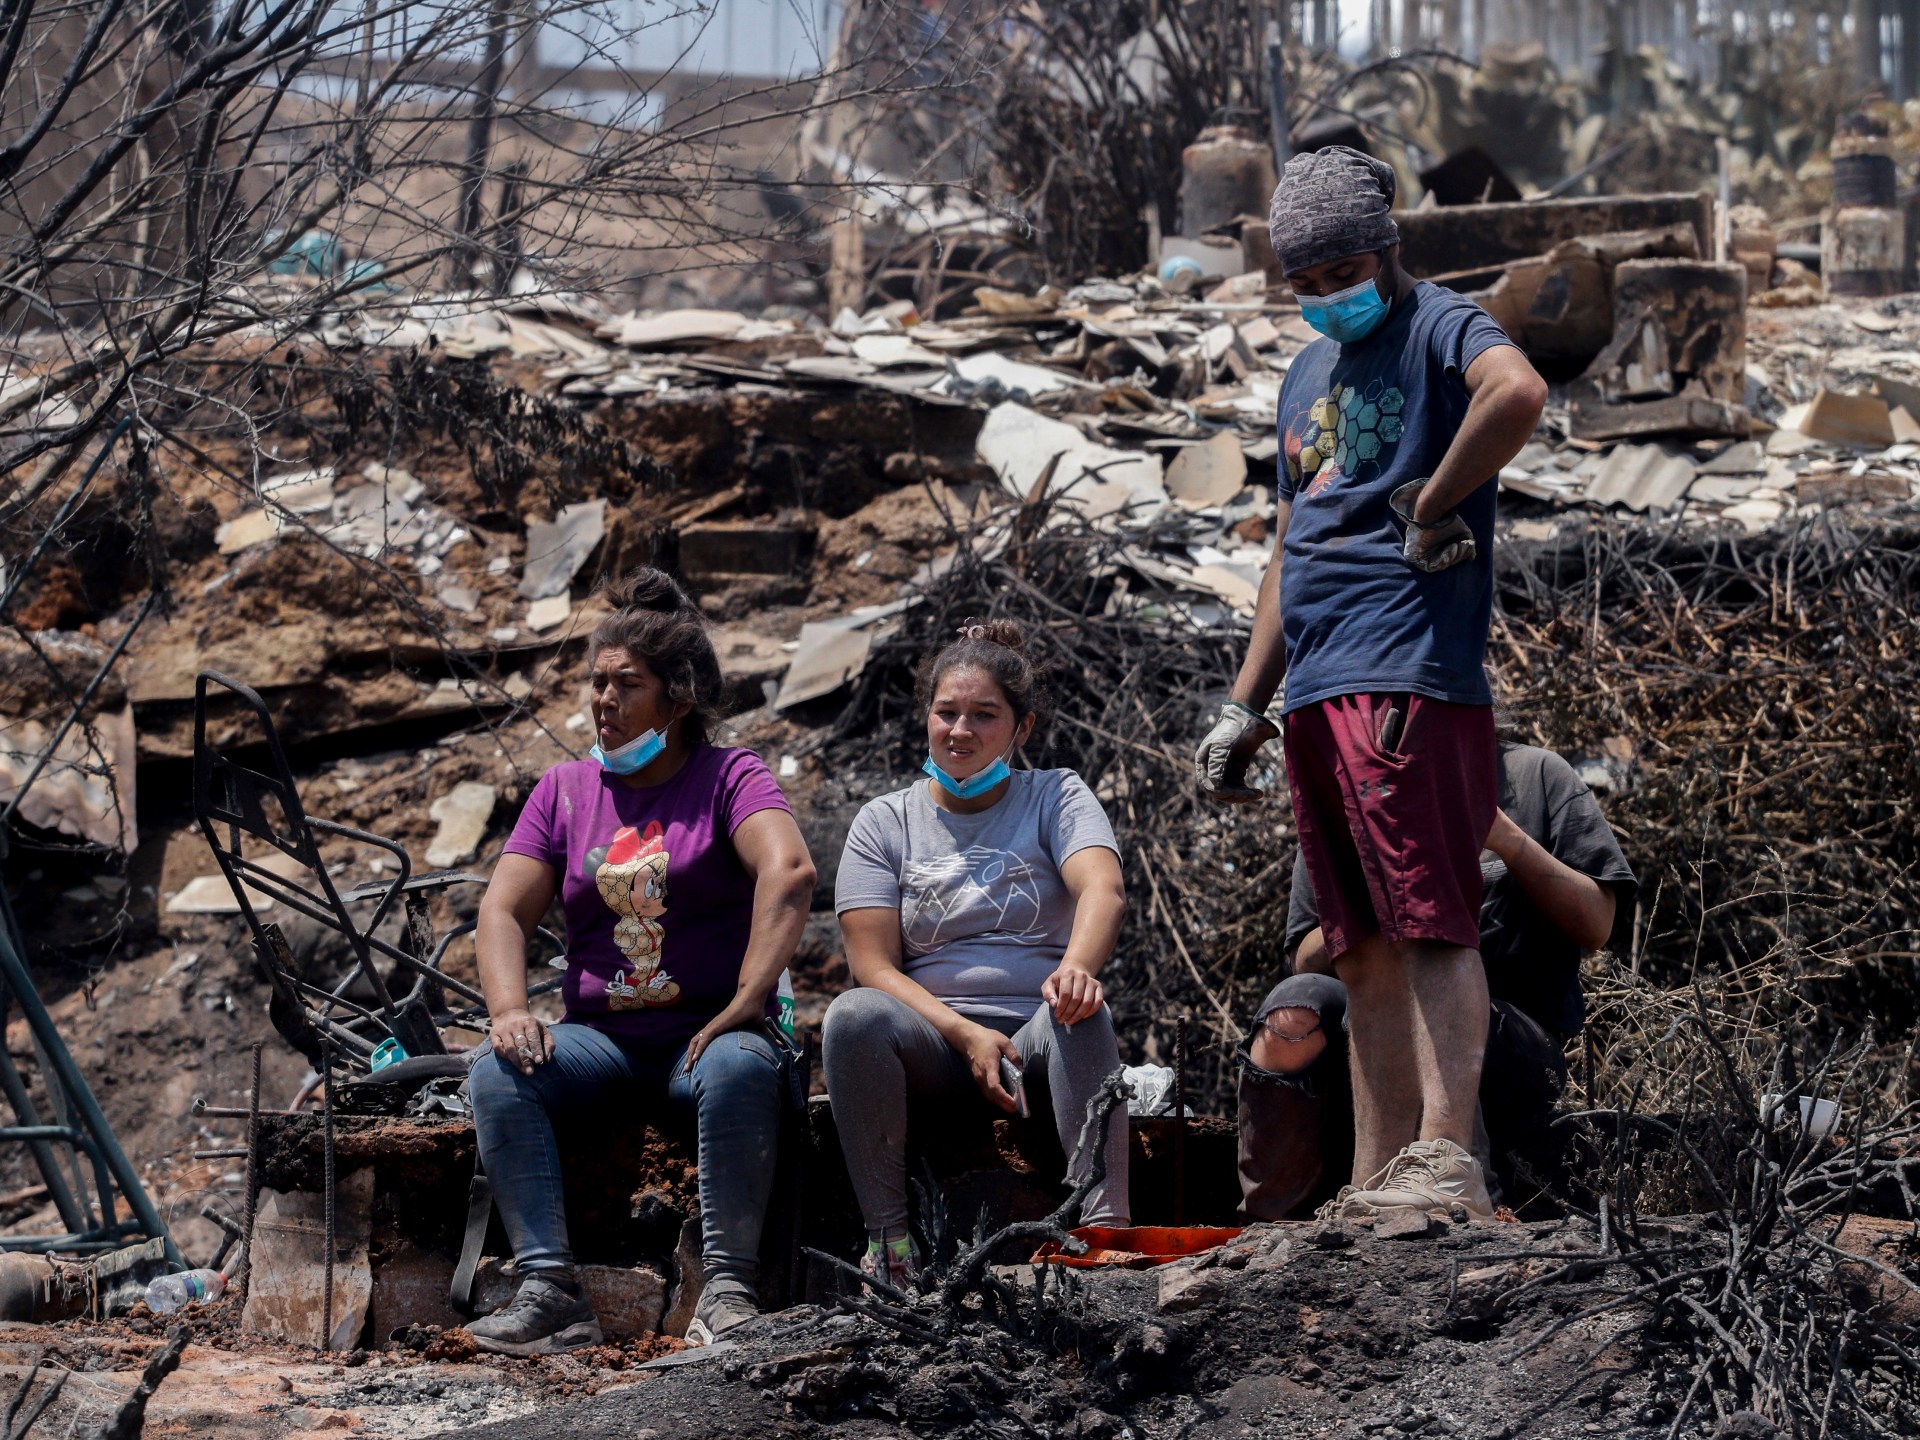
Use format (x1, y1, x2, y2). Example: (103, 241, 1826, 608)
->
(1250, 1007, 1330, 1074)
(822, 987, 903, 1060)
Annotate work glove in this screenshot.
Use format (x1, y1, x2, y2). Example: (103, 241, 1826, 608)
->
(1389, 478, 1477, 574)
(1194, 701, 1282, 804)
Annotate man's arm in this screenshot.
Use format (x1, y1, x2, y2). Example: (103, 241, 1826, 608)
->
(1230, 497, 1293, 710)
(1485, 809, 1616, 952)
(1412, 345, 1548, 523)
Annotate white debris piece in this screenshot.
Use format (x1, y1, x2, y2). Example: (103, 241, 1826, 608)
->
(425, 782, 497, 869)
(975, 403, 1165, 518)
(526, 594, 571, 632)
(519, 500, 606, 599)
(1165, 432, 1248, 509)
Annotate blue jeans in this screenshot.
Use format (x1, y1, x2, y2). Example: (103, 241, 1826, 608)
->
(468, 1022, 783, 1298)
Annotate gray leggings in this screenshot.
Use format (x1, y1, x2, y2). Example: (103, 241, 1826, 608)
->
(821, 986, 1131, 1240)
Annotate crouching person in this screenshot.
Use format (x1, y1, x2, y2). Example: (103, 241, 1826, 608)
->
(1237, 740, 1635, 1222)
(467, 568, 815, 1354)
(824, 619, 1131, 1287)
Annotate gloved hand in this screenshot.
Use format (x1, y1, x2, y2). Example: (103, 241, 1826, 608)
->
(1389, 478, 1476, 574)
(1194, 701, 1281, 804)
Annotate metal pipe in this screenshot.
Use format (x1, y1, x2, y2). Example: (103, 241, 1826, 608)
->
(0, 1038, 86, 1233)
(1265, 36, 1292, 180)
(0, 906, 176, 1264)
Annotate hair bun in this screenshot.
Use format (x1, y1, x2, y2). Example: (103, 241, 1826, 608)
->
(957, 616, 1030, 653)
(600, 567, 694, 615)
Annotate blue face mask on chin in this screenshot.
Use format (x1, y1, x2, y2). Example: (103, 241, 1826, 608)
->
(1297, 275, 1391, 344)
(591, 727, 666, 776)
(923, 750, 1012, 800)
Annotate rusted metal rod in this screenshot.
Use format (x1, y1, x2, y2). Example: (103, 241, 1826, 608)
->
(236, 1041, 263, 1308)
(1173, 1012, 1188, 1224)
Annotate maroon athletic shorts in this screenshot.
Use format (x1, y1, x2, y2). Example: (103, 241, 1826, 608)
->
(1282, 692, 1496, 961)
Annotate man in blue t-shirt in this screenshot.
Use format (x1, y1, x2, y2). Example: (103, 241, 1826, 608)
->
(1194, 145, 1547, 1225)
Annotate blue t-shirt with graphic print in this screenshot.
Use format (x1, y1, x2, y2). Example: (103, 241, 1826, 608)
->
(1273, 280, 1516, 714)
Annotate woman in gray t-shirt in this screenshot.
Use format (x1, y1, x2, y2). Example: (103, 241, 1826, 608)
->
(824, 619, 1132, 1288)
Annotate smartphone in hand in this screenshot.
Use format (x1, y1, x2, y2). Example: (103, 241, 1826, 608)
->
(998, 1055, 1029, 1118)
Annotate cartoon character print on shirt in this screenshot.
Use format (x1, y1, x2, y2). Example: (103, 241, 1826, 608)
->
(1285, 381, 1406, 499)
(583, 821, 680, 1009)
(900, 846, 1047, 955)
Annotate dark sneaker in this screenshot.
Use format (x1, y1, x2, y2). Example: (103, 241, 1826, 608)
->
(685, 1283, 759, 1347)
(466, 1273, 603, 1357)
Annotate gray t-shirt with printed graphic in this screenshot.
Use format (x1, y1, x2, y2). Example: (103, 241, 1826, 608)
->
(834, 769, 1121, 1020)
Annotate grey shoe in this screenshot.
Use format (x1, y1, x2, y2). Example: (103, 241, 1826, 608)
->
(466, 1272, 603, 1357)
(685, 1281, 759, 1347)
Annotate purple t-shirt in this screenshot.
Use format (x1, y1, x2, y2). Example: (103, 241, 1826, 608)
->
(501, 745, 792, 1045)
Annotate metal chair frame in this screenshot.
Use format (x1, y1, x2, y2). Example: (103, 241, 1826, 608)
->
(192, 670, 558, 1073)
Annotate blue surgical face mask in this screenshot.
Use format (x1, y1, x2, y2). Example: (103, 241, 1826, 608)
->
(590, 726, 665, 776)
(1297, 274, 1391, 344)
(923, 747, 1013, 800)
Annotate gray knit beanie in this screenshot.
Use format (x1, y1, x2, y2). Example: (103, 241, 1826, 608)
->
(1268, 145, 1400, 275)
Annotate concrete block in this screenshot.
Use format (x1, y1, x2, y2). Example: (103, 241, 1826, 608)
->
(367, 1238, 462, 1342)
(1824, 206, 1906, 298)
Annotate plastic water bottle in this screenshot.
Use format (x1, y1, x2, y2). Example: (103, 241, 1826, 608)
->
(775, 968, 796, 1039)
(145, 1268, 226, 1314)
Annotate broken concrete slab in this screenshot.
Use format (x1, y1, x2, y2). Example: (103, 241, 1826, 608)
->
(517, 499, 606, 599)
(242, 1170, 374, 1350)
(424, 781, 496, 869)
(1165, 432, 1247, 509)
(1798, 389, 1896, 448)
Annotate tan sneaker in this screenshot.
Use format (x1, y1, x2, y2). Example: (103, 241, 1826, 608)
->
(1342, 1139, 1493, 1225)
(1312, 1186, 1356, 1222)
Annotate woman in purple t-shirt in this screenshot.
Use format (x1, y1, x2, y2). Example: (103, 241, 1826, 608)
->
(465, 568, 815, 1356)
